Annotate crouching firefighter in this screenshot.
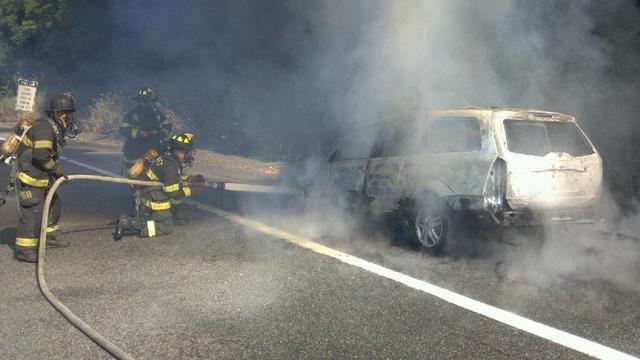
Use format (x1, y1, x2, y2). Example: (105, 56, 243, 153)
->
(114, 133, 205, 240)
(14, 93, 78, 262)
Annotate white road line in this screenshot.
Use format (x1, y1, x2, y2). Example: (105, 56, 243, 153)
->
(61, 156, 121, 177)
(61, 156, 638, 360)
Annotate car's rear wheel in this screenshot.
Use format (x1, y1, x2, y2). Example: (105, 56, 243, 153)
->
(416, 208, 445, 247)
(401, 194, 460, 256)
(413, 197, 452, 255)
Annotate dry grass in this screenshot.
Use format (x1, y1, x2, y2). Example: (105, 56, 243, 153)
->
(81, 92, 125, 139)
(79, 93, 187, 140)
(1, 92, 187, 144)
(0, 95, 43, 124)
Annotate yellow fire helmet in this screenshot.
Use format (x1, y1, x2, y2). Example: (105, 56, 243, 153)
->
(168, 133, 194, 152)
(135, 86, 157, 101)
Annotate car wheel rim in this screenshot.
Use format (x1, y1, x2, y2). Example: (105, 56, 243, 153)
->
(416, 209, 444, 248)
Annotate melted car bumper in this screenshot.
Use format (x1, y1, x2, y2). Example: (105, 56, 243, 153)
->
(496, 207, 597, 227)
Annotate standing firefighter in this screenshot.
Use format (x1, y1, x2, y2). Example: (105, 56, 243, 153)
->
(120, 87, 172, 172)
(114, 133, 205, 240)
(14, 93, 78, 262)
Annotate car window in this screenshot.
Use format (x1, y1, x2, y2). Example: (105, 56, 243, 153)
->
(378, 126, 425, 157)
(429, 117, 481, 153)
(504, 120, 594, 157)
(336, 127, 380, 160)
(504, 122, 548, 156)
(545, 122, 594, 156)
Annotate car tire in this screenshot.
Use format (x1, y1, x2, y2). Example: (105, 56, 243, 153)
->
(410, 196, 455, 255)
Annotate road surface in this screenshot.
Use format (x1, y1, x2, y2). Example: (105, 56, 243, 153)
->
(0, 139, 639, 359)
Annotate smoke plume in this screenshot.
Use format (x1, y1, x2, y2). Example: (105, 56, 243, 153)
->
(20, 0, 640, 288)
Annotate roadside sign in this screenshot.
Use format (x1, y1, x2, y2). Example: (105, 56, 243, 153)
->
(15, 79, 38, 113)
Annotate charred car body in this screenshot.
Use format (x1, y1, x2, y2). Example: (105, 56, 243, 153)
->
(321, 108, 602, 254)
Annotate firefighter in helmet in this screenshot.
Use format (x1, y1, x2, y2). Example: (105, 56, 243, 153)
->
(120, 87, 172, 172)
(14, 93, 78, 262)
(114, 133, 205, 240)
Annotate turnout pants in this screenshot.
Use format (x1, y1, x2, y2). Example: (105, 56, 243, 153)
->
(123, 206, 174, 238)
(15, 181, 61, 251)
(139, 208, 173, 237)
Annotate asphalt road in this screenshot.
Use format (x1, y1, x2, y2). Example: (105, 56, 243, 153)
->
(1, 140, 639, 359)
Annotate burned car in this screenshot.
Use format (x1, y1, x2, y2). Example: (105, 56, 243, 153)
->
(320, 108, 602, 254)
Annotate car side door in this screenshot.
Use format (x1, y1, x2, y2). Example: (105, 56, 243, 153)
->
(328, 127, 380, 205)
(365, 125, 415, 214)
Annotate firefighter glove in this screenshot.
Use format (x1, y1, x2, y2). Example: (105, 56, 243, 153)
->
(191, 174, 206, 184)
(53, 166, 68, 181)
(183, 185, 203, 197)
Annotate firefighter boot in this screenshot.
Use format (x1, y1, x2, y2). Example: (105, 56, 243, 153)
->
(172, 203, 190, 225)
(46, 235, 69, 248)
(14, 247, 38, 263)
(114, 215, 138, 241)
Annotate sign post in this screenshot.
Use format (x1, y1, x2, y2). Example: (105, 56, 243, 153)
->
(15, 79, 38, 113)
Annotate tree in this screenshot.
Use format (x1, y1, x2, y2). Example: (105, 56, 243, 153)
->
(0, 0, 68, 92)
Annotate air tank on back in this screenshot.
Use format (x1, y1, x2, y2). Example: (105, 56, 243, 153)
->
(127, 148, 160, 179)
(0, 118, 33, 157)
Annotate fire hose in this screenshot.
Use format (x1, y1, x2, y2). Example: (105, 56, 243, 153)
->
(38, 175, 163, 360)
(36, 173, 300, 358)
(36, 175, 299, 359)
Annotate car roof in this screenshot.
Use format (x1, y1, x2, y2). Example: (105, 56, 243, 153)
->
(432, 108, 575, 122)
(347, 108, 576, 134)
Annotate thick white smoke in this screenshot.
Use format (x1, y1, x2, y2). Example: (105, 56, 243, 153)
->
(313, 1, 630, 120)
(265, 0, 640, 291)
(37, 0, 640, 289)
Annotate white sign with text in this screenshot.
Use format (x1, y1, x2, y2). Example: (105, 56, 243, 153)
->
(15, 79, 38, 113)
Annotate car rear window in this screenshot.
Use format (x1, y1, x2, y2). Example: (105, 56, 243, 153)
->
(430, 117, 481, 153)
(504, 120, 594, 157)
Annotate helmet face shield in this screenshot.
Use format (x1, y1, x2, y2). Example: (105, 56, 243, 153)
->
(65, 111, 79, 138)
(183, 150, 195, 167)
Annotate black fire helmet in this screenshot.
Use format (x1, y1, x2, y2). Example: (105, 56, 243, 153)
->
(46, 93, 76, 113)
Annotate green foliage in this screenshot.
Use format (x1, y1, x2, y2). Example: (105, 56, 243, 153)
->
(0, 0, 67, 46)
(0, 0, 68, 91)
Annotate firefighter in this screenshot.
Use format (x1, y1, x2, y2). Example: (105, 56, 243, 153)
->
(14, 93, 78, 263)
(113, 133, 204, 240)
(120, 87, 172, 172)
